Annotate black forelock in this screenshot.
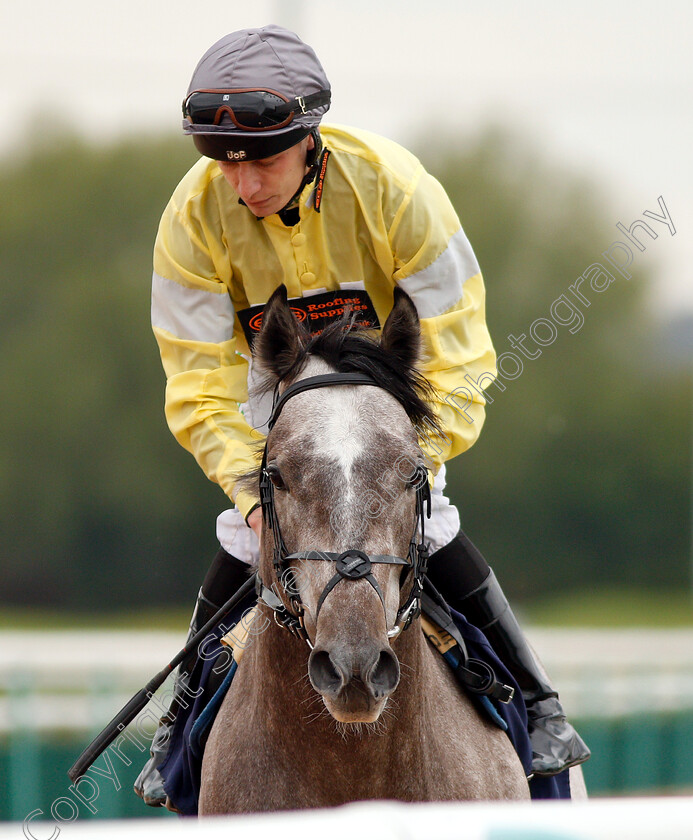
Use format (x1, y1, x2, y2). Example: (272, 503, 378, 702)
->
(266, 317, 443, 439)
(236, 316, 445, 499)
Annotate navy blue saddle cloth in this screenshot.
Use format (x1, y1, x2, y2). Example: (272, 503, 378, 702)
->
(157, 590, 571, 815)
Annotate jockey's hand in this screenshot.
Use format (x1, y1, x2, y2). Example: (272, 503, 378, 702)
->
(247, 506, 263, 542)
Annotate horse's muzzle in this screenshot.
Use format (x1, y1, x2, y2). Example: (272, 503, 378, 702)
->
(308, 644, 400, 721)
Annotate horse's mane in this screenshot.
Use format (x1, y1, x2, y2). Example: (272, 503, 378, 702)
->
(261, 317, 442, 437)
(235, 319, 444, 493)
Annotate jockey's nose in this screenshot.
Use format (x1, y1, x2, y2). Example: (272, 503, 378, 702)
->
(235, 164, 262, 201)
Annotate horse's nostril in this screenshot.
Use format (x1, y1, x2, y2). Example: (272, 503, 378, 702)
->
(367, 649, 400, 698)
(308, 649, 345, 695)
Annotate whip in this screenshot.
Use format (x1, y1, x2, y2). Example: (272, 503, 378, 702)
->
(67, 573, 257, 783)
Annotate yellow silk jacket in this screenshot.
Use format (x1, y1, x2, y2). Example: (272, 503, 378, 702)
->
(152, 124, 497, 518)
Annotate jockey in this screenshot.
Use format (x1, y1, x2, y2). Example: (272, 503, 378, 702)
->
(136, 24, 589, 806)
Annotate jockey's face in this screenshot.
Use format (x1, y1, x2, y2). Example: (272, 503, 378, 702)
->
(217, 135, 313, 217)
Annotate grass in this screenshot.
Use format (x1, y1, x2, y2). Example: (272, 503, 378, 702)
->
(2, 588, 693, 630)
(0, 605, 191, 631)
(522, 587, 693, 628)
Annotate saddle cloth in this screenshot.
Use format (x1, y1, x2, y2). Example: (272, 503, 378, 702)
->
(156, 592, 571, 815)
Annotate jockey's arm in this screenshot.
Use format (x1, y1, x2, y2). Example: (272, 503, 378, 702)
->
(389, 168, 497, 473)
(151, 186, 264, 522)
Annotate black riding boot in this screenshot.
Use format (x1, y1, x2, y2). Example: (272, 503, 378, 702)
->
(134, 548, 251, 807)
(427, 531, 590, 777)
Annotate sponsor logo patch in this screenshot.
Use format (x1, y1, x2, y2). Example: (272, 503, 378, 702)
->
(238, 287, 381, 349)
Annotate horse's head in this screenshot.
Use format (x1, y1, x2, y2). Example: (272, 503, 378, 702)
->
(250, 285, 438, 724)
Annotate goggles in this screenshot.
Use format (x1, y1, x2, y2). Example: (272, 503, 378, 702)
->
(183, 88, 331, 132)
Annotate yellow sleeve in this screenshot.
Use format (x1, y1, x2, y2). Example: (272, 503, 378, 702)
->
(151, 191, 263, 519)
(390, 169, 497, 472)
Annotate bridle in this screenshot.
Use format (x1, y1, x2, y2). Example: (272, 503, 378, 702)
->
(256, 372, 431, 649)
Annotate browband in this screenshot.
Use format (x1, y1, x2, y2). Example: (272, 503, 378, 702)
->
(268, 373, 379, 430)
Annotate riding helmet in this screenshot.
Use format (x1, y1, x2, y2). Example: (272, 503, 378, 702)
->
(182, 25, 331, 162)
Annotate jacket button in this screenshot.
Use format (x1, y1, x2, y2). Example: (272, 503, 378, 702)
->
(300, 272, 316, 284)
(291, 233, 307, 247)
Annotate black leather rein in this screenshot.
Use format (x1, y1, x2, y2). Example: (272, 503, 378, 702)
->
(257, 372, 431, 647)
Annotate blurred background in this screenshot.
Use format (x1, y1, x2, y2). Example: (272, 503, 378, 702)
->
(1, 0, 691, 822)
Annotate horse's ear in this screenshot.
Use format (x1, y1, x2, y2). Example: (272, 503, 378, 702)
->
(380, 287, 420, 371)
(254, 284, 307, 380)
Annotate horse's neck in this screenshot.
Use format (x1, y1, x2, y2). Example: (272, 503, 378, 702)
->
(206, 608, 529, 809)
(246, 607, 436, 748)
(248, 607, 310, 689)
(386, 620, 445, 736)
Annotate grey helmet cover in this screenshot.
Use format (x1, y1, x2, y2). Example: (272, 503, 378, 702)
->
(183, 25, 331, 161)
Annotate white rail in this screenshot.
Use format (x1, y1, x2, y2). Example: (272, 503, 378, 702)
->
(6, 797, 693, 840)
(3, 628, 693, 730)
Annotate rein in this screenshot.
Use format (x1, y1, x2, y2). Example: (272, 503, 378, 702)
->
(257, 372, 431, 648)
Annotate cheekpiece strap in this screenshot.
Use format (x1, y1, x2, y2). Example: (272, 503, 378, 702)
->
(258, 369, 436, 645)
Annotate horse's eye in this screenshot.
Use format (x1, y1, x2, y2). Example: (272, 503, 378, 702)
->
(266, 464, 287, 491)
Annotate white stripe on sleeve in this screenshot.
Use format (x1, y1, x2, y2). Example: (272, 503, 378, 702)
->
(397, 228, 480, 319)
(151, 272, 235, 343)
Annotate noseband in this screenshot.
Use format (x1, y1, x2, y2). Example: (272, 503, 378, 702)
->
(257, 372, 431, 648)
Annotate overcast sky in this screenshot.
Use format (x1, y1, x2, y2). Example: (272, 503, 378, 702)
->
(2, 0, 691, 313)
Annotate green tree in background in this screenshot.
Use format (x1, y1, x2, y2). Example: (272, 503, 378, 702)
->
(0, 134, 223, 608)
(419, 128, 689, 601)
(0, 128, 688, 611)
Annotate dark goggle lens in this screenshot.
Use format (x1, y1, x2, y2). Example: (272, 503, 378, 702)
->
(184, 91, 293, 129)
